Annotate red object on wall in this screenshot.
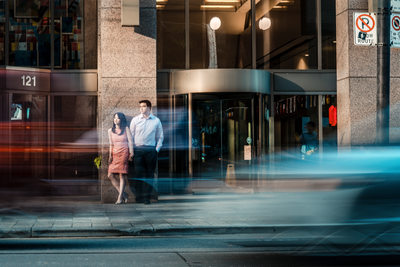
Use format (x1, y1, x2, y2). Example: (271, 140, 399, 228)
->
(329, 105, 337, 126)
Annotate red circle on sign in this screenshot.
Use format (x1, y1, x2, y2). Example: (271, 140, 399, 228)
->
(392, 16, 400, 31)
(356, 14, 375, 33)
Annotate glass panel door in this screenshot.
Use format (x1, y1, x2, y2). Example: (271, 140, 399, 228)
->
(192, 98, 222, 178)
(191, 94, 255, 179)
(222, 98, 253, 176)
(9, 93, 48, 185)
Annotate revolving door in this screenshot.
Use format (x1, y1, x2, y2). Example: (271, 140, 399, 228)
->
(169, 68, 271, 180)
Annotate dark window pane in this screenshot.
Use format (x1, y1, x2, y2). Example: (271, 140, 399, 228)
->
(52, 96, 98, 180)
(0, 0, 5, 65)
(256, 0, 317, 70)
(157, 1, 185, 69)
(322, 0, 336, 69)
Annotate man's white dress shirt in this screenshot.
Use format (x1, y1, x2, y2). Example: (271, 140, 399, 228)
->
(130, 113, 164, 152)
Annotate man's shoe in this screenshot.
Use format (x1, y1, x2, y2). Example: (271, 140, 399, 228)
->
(144, 199, 151, 205)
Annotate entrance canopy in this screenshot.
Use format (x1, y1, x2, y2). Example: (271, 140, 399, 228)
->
(168, 69, 336, 95)
(171, 69, 271, 95)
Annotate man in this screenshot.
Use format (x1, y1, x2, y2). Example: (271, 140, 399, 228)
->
(130, 100, 163, 204)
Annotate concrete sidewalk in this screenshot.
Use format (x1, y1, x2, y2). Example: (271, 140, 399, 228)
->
(0, 178, 347, 238)
(1, 191, 400, 244)
(0, 193, 278, 238)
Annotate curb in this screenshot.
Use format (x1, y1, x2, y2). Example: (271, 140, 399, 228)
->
(0, 226, 278, 238)
(0, 223, 386, 238)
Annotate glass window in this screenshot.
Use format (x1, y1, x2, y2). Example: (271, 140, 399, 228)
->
(9, 94, 48, 181)
(274, 95, 319, 154)
(322, 95, 337, 149)
(189, 3, 251, 69)
(322, 0, 336, 69)
(7, 0, 86, 69)
(261, 95, 270, 155)
(52, 95, 98, 180)
(8, 0, 51, 67)
(256, 0, 317, 69)
(157, 1, 185, 69)
(0, 0, 5, 65)
(55, 0, 84, 69)
(174, 94, 189, 177)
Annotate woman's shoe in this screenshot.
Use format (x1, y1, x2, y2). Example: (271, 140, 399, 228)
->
(115, 199, 123, 205)
(123, 192, 128, 203)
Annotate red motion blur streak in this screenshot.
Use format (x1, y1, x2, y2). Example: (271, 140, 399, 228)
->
(0, 122, 100, 158)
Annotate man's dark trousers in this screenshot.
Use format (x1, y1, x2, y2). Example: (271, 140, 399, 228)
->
(134, 146, 157, 203)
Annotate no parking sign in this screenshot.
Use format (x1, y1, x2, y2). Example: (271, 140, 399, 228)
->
(391, 14, 400, 47)
(354, 12, 377, 46)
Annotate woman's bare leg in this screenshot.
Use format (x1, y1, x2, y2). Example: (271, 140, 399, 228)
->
(117, 173, 126, 203)
(108, 174, 120, 194)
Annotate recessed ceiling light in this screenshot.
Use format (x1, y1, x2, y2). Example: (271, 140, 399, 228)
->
(205, 0, 240, 3)
(200, 5, 235, 9)
(272, 6, 288, 9)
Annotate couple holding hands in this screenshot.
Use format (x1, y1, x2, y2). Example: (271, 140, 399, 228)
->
(108, 100, 163, 205)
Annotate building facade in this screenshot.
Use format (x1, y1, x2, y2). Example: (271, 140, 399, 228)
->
(1, 0, 399, 201)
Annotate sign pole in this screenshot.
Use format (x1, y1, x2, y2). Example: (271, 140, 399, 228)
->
(376, 0, 391, 145)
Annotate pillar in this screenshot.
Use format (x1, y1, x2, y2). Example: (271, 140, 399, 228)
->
(98, 0, 156, 202)
(336, 0, 400, 146)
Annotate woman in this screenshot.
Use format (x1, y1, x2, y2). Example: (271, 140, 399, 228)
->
(108, 112, 133, 204)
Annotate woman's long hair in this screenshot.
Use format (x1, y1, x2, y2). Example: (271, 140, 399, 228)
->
(112, 112, 127, 135)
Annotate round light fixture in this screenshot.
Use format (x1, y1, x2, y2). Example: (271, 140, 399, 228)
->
(259, 17, 271, 30)
(209, 17, 221, 30)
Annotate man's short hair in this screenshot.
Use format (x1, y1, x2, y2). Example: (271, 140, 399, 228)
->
(139, 100, 152, 109)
